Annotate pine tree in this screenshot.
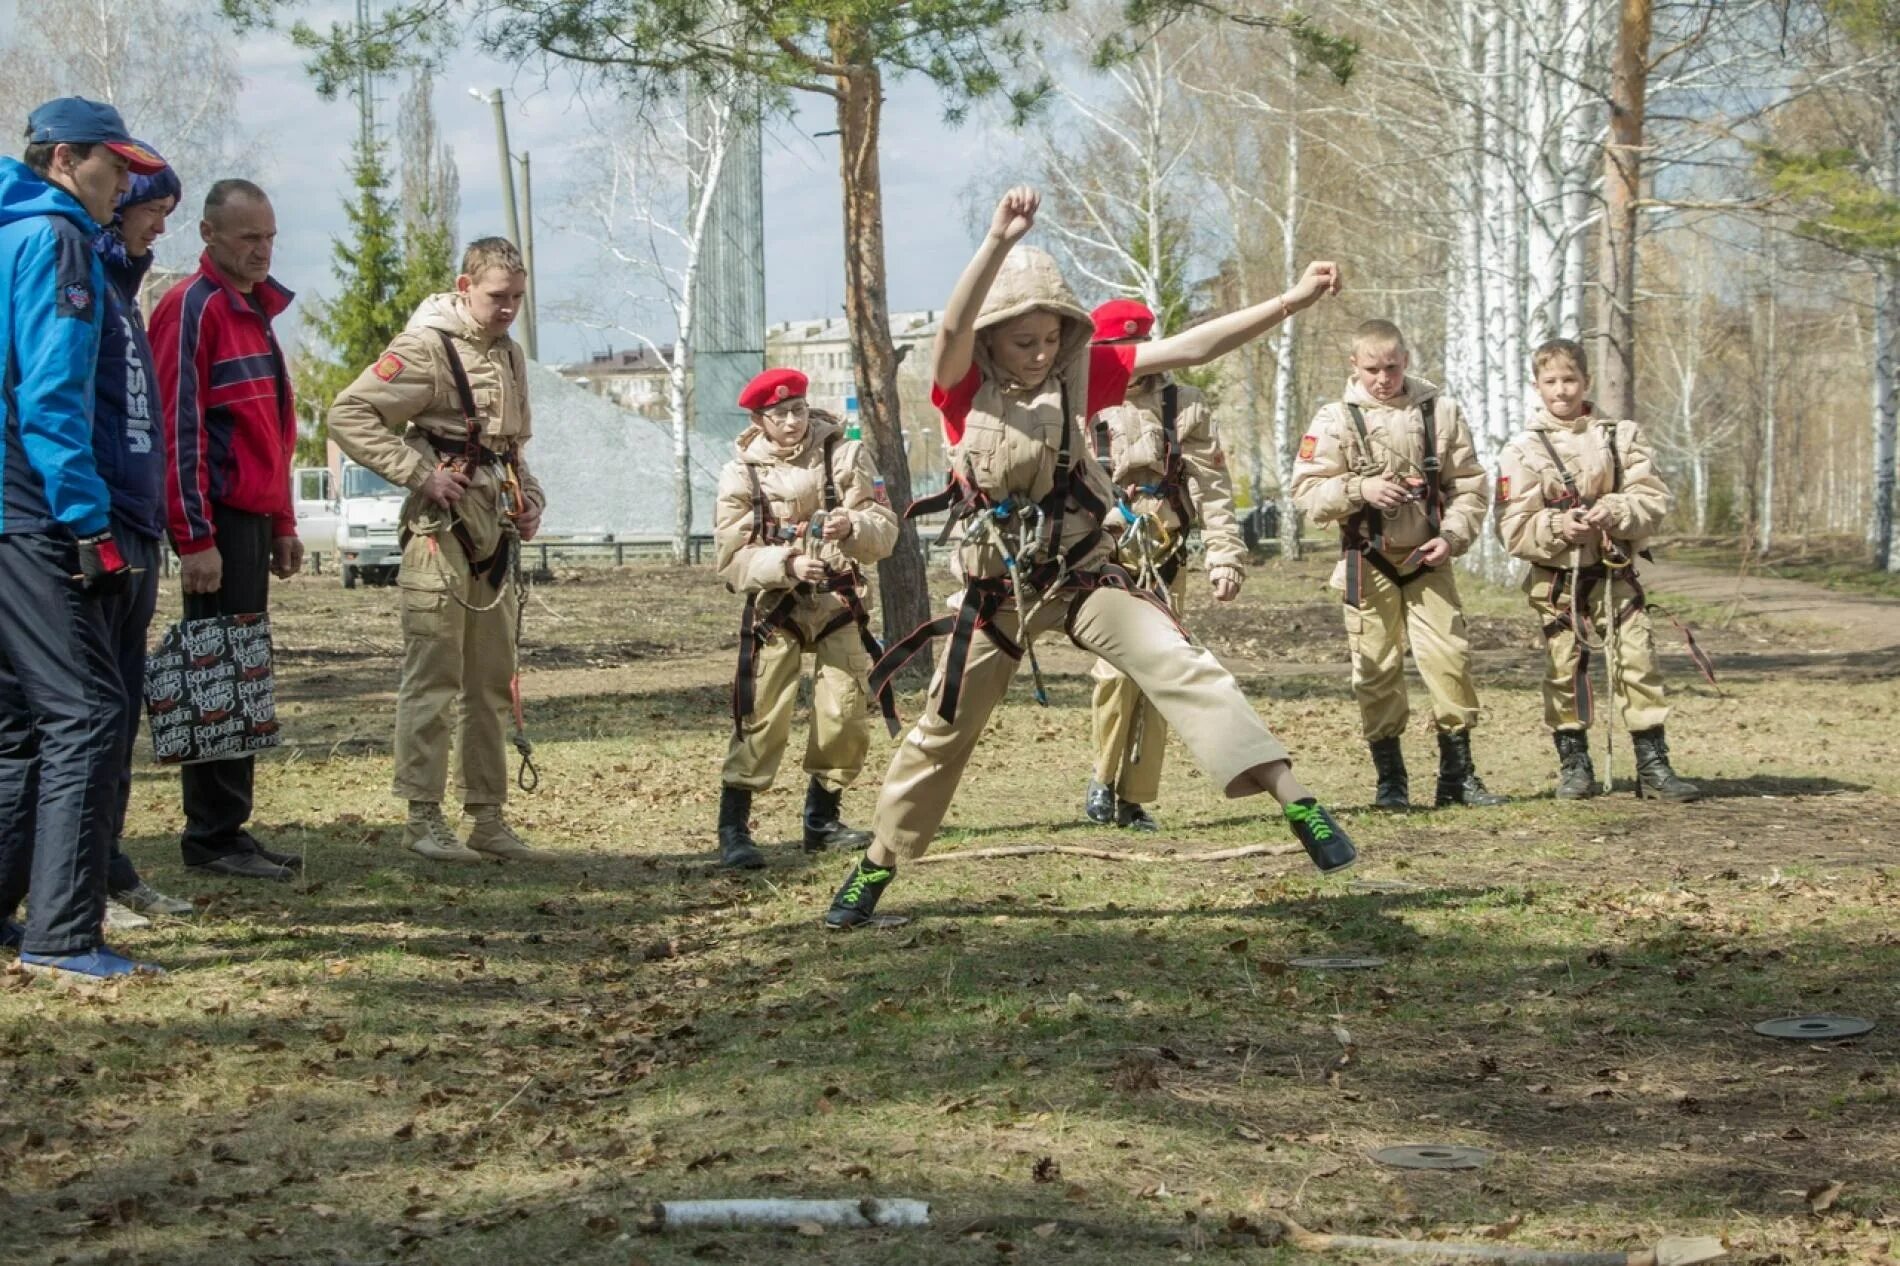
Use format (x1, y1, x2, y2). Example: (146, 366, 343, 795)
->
(294, 77, 459, 464)
(295, 135, 407, 462)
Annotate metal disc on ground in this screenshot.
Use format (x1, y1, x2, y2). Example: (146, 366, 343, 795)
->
(1288, 955, 1386, 970)
(1371, 1145, 1494, 1171)
(1753, 1015, 1875, 1041)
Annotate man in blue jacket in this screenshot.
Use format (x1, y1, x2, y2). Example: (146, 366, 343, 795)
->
(90, 149, 196, 929)
(0, 98, 165, 980)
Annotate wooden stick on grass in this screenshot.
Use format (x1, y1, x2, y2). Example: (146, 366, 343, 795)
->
(915, 842, 1301, 865)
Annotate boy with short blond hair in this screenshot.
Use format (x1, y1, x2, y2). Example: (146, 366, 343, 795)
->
(1291, 319, 1507, 810)
(1496, 338, 1697, 801)
(329, 236, 552, 861)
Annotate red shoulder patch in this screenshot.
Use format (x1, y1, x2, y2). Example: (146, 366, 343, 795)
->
(1297, 434, 1318, 461)
(1496, 475, 1511, 504)
(373, 353, 405, 382)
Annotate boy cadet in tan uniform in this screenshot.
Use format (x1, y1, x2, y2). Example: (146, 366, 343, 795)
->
(1083, 298, 1248, 831)
(1496, 338, 1699, 802)
(822, 187, 1357, 931)
(713, 367, 899, 869)
(328, 238, 551, 862)
(1291, 320, 1507, 811)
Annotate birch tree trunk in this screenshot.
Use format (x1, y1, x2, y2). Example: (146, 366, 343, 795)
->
(1597, 0, 1652, 421)
(1876, 76, 1900, 571)
(1757, 239, 1777, 556)
(1273, 59, 1303, 561)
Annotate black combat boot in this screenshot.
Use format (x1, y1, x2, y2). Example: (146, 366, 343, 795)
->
(717, 785, 765, 870)
(1434, 730, 1509, 807)
(1369, 737, 1409, 810)
(825, 855, 897, 930)
(1283, 799, 1357, 874)
(803, 778, 871, 852)
(1632, 727, 1700, 802)
(1084, 779, 1115, 825)
(1553, 730, 1599, 800)
(1115, 800, 1160, 832)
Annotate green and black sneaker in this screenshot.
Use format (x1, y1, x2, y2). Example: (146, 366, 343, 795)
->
(825, 857, 897, 930)
(1284, 799, 1357, 874)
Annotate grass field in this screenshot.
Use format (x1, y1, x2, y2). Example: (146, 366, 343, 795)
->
(2, 554, 1895, 1265)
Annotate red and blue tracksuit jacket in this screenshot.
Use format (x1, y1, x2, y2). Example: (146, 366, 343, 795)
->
(150, 252, 296, 554)
(0, 157, 112, 539)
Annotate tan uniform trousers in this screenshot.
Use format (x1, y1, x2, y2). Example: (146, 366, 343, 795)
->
(1526, 569, 1669, 733)
(1089, 569, 1188, 801)
(392, 525, 517, 808)
(721, 609, 872, 795)
(1342, 557, 1481, 743)
(874, 584, 1291, 861)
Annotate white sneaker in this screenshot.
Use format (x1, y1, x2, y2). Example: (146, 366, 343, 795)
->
(103, 900, 152, 931)
(118, 882, 196, 918)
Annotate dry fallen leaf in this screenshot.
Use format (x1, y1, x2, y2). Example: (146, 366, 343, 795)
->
(794, 1221, 824, 1237)
(1478, 1213, 1524, 1239)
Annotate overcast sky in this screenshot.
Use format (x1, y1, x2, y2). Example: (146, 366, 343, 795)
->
(227, 17, 1013, 365)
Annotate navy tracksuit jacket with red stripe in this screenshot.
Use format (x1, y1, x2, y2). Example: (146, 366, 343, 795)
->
(148, 253, 296, 554)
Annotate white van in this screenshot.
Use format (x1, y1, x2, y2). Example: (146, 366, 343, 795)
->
(335, 459, 407, 588)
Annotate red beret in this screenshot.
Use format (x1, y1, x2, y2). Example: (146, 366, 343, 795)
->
(1092, 299, 1155, 344)
(738, 367, 809, 411)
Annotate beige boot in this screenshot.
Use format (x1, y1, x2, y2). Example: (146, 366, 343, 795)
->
(406, 802, 484, 862)
(465, 805, 553, 861)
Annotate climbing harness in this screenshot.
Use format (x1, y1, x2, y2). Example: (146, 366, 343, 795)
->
(1337, 398, 1442, 609)
(1533, 423, 1718, 787)
(413, 330, 539, 791)
(872, 383, 1181, 729)
(730, 430, 899, 738)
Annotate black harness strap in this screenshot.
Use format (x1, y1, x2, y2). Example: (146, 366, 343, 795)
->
(873, 383, 1119, 730)
(1338, 399, 1437, 607)
(429, 330, 512, 588)
(730, 435, 900, 733)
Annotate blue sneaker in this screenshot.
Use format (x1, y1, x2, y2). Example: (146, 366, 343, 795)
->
(19, 947, 165, 980)
(0, 919, 22, 952)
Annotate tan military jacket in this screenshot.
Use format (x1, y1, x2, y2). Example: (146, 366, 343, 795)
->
(714, 414, 898, 622)
(1291, 376, 1488, 566)
(1496, 405, 1670, 569)
(1093, 376, 1246, 586)
(328, 292, 546, 512)
(946, 247, 1120, 584)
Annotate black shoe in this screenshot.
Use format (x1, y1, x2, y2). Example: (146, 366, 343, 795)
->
(825, 856, 896, 929)
(1434, 730, 1509, 807)
(1369, 737, 1409, 810)
(1284, 799, 1357, 874)
(1632, 727, 1700, 802)
(1084, 779, 1115, 825)
(188, 852, 295, 882)
(717, 785, 765, 870)
(802, 778, 871, 852)
(1115, 801, 1160, 832)
(1553, 730, 1600, 800)
(241, 834, 303, 872)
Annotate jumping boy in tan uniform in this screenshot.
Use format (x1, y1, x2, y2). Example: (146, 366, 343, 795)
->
(1083, 299, 1248, 831)
(329, 237, 550, 861)
(712, 368, 898, 869)
(1496, 338, 1698, 801)
(1291, 320, 1507, 811)
(823, 187, 1356, 931)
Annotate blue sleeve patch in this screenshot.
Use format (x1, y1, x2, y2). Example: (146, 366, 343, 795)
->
(52, 223, 96, 320)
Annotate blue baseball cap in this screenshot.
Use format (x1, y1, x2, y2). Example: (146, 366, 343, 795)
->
(26, 97, 166, 174)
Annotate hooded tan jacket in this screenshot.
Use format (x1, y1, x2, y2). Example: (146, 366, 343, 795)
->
(713, 412, 898, 601)
(328, 292, 545, 509)
(1495, 406, 1670, 569)
(934, 247, 1126, 583)
(1093, 376, 1246, 584)
(1290, 376, 1487, 563)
